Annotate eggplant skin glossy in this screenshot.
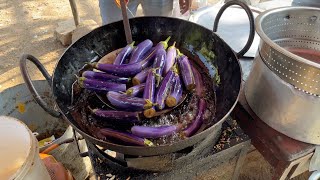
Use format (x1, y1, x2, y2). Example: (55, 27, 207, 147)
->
(91, 109, 140, 123)
(129, 39, 153, 64)
(78, 77, 126, 92)
(155, 70, 175, 110)
(143, 69, 156, 118)
(82, 70, 130, 84)
(126, 83, 145, 96)
(183, 99, 207, 137)
(91, 49, 155, 77)
(163, 42, 177, 75)
(192, 66, 205, 97)
(131, 125, 180, 138)
(178, 55, 196, 91)
(99, 128, 154, 146)
(132, 68, 151, 86)
(152, 48, 166, 86)
(165, 74, 182, 107)
(107, 91, 153, 111)
(114, 41, 135, 65)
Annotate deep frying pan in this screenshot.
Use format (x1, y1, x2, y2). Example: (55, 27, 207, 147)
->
(20, 1, 254, 156)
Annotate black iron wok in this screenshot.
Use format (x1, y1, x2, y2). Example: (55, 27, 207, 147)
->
(20, 1, 254, 156)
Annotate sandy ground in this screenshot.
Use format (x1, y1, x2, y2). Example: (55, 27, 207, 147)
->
(0, 0, 101, 91)
(0, 0, 312, 179)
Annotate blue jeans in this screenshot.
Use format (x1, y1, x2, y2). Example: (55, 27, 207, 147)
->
(99, 0, 174, 25)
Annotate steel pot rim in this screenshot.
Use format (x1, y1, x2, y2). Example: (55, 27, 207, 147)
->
(255, 6, 320, 69)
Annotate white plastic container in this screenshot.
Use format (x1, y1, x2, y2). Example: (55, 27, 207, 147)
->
(0, 116, 51, 180)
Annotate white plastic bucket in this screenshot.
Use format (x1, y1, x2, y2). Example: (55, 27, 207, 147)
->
(0, 116, 51, 180)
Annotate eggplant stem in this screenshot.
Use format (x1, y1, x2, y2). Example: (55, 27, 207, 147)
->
(169, 41, 176, 49)
(144, 99, 153, 109)
(144, 139, 154, 146)
(87, 106, 94, 113)
(85, 62, 95, 68)
(161, 36, 171, 49)
(129, 41, 135, 47)
(176, 49, 184, 57)
(143, 108, 156, 118)
(132, 78, 140, 86)
(77, 77, 86, 87)
(79, 76, 86, 80)
(164, 36, 171, 43)
(171, 64, 179, 75)
(187, 84, 196, 91)
(126, 89, 133, 95)
(165, 96, 177, 107)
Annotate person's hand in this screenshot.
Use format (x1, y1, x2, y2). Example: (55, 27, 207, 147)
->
(114, 0, 129, 8)
(179, 0, 193, 14)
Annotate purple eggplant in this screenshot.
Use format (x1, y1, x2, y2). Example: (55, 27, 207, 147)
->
(192, 65, 204, 97)
(183, 99, 207, 137)
(129, 39, 153, 64)
(132, 68, 150, 86)
(91, 109, 140, 124)
(100, 37, 170, 77)
(163, 42, 177, 75)
(142, 47, 156, 58)
(126, 83, 145, 96)
(99, 128, 154, 146)
(152, 48, 166, 86)
(131, 46, 155, 61)
(107, 91, 153, 111)
(82, 71, 130, 84)
(132, 36, 170, 66)
(91, 52, 155, 77)
(78, 77, 126, 92)
(155, 70, 175, 110)
(114, 41, 135, 65)
(143, 69, 156, 118)
(131, 125, 181, 138)
(165, 74, 182, 107)
(177, 53, 196, 91)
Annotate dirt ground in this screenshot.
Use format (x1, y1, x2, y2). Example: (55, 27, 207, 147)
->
(0, 0, 312, 179)
(0, 0, 101, 91)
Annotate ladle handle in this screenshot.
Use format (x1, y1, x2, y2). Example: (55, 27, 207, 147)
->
(213, 0, 255, 58)
(20, 54, 61, 118)
(120, 0, 133, 44)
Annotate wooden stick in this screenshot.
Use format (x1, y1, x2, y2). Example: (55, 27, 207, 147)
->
(120, 0, 133, 44)
(69, 0, 80, 26)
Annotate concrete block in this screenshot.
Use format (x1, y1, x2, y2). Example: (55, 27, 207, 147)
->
(71, 19, 99, 43)
(54, 19, 76, 46)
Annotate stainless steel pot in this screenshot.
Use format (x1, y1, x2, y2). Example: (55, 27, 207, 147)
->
(245, 7, 320, 144)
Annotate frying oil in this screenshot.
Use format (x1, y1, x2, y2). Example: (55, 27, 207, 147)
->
(70, 62, 216, 146)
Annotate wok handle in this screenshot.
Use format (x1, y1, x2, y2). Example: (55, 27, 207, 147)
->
(213, 0, 255, 58)
(19, 54, 61, 118)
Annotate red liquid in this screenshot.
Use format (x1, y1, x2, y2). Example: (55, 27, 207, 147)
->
(285, 48, 320, 64)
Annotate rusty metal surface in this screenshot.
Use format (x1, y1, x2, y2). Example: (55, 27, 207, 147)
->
(0, 80, 68, 145)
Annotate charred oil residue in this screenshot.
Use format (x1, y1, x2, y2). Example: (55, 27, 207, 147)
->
(69, 63, 216, 146)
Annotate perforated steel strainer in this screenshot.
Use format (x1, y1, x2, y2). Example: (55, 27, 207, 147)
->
(256, 6, 320, 96)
